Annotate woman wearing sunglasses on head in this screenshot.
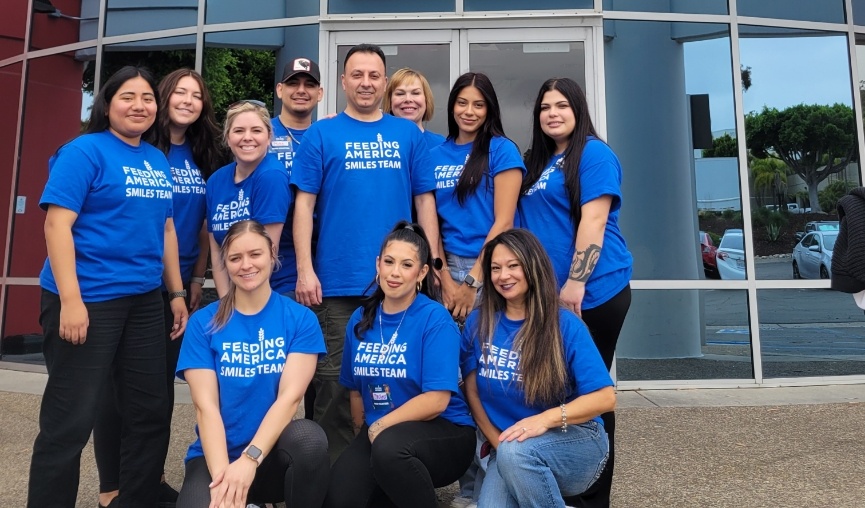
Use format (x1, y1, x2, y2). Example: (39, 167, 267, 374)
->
(207, 100, 291, 299)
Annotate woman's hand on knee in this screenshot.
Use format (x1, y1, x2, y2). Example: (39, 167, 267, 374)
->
(208, 459, 256, 508)
(499, 413, 553, 443)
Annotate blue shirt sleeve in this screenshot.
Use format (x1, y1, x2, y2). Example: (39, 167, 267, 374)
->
(489, 137, 527, 178)
(409, 128, 437, 195)
(561, 311, 614, 398)
(250, 167, 290, 226)
(290, 123, 324, 195)
(579, 139, 623, 213)
(421, 319, 462, 394)
(40, 143, 98, 213)
(287, 303, 327, 357)
(175, 309, 216, 380)
(460, 312, 480, 377)
(339, 308, 363, 391)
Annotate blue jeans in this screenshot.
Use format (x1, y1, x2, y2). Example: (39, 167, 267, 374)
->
(478, 421, 609, 508)
(446, 252, 477, 285)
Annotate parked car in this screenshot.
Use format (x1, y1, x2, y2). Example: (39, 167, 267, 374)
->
(794, 221, 840, 242)
(792, 231, 837, 279)
(716, 230, 745, 280)
(699, 231, 719, 279)
(785, 203, 811, 214)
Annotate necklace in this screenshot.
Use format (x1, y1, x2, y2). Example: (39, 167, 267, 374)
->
(277, 117, 302, 146)
(378, 301, 409, 347)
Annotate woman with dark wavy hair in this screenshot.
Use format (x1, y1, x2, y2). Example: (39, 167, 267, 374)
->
(461, 229, 615, 508)
(324, 221, 475, 508)
(519, 77, 632, 507)
(93, 67, 226, 507)
(28, 65, 188, 508)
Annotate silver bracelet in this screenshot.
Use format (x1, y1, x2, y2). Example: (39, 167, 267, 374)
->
(560, 403, 568, 432)
(190, 276, 206, 285)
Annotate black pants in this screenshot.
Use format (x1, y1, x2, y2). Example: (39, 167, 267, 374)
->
(176, 419, 330, 507)
(325, 419, 476, 508)
(94, 291, 182, 492)
(565, 284, 631, 508)
(28, 289, 169, 508)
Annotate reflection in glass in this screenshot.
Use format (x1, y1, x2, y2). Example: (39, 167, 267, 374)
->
(604, 21, 740, 281)
(10, 52, 93, 278)
(737, 0, 845, 24)
(0, 285, 43, 361)
(206, 0, 314, 25)
(3, 0, 27, 58)
(602, 0, 726, 15)
(854, 0, 865, 26)
(336, 44, 450, 137)
(330, 0, 453, 14)
(740, 29, 857, 280)
(0, 62, 23, 262)
(99, 37, 195, 87)
(105, 0, 196, 37)
(617, 289, 753, 381)
(466, 0, 590, 11)
(30, 0, 94, 51)
(758, 289, 865, 378)
(469, 42, 585, 153)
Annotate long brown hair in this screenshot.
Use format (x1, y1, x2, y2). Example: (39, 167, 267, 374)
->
(210, 220, 277, 331)
(477, 229, 568, 405)
(149, 68, 225, 178)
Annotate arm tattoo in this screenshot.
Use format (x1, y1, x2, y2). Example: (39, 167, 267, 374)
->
(569, 244, 601, 282)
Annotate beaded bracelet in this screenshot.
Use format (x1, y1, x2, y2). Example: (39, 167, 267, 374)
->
(560, 403, 568, 432)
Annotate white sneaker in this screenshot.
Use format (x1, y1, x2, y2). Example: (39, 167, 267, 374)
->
(450, 497, 474, 508)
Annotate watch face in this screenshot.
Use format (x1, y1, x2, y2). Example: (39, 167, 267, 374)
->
(246, 445, 262, 459)
(433, 257, 444, 271)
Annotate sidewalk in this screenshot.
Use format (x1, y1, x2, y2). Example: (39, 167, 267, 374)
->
(2, 363, 864, 507)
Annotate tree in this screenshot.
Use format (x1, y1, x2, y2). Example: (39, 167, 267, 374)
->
(702, 133, 738, 158)
(818, 179, 856, 213)
(750, 157, 788, 208)
(745, 103, 856, 213)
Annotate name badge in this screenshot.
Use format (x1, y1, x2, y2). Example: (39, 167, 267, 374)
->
(369, 383, 394, 411)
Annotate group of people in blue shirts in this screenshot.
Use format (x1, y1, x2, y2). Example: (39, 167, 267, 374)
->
(26, 42, 633, 508)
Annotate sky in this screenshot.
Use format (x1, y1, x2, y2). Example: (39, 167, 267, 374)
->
(684, 34, 855, 133)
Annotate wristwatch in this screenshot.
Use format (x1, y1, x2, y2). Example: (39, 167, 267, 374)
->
(168, 290, 187, 300)
(244, 444, 262, 466)
(463, 274, 482, 289)
(433, 257, 444, 271)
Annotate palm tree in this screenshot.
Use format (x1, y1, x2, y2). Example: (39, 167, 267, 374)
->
(751, 158, 789, 208)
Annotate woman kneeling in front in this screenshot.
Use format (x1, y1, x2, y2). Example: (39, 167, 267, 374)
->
(176, 220, 329, 508)
(461, 229, 616, 508)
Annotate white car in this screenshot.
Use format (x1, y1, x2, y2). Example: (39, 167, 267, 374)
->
(716, 230, 745, 280)
(792, 231, 837, 279)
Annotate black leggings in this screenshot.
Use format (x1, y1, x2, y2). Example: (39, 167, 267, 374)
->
(565, 284, 631, 508)
(324, 418, 476, 508)
(177, 419, 330, 507)
(94, 292, 181, 492)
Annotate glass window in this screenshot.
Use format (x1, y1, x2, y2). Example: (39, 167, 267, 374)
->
(206, 0, 315, 24)
(740, 28, 857, 281)
(602, 0, 727, 15)
(1, 286, 43, 361)
(854, 0, 865, 26)
(335, 44, 450, 136)
(758, 289, 865, 378)
(99, 37, 195, 88)
(0, 62, 23, 264)
(604, 21, 741, 281)
(105, 0, 196, 37)
(737, 0, 845, 24)
(329, 0, 453, 14)
(617, 289, 753, 381)
(466, 0, 591, 11)
(30, 0, 96, 50)
(10, 52, 94, 278)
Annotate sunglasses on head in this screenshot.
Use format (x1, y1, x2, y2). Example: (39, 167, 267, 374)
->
(228, 99, 267, 110)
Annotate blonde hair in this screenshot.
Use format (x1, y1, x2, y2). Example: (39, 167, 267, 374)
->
(383, 68, 435, 123)
(222, 102, 272, 146)
(210, 220, 278, 331)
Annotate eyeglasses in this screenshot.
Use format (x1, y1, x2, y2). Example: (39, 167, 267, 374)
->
(228, 99, 267, 111)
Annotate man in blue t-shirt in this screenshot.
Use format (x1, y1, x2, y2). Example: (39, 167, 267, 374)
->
(269, 57, 324, 301)
(291, 44, 440, 462)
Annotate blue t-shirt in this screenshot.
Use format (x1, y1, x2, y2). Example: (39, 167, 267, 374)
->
(423, 129, 446, 148)
(291, 112, 436, 297)
(431, 136, 525, 258)
(166, 141, 207, 283)
(518, 139, 633, 309)
(460, 309, 613, 431)
(39, 130, 174, 302)
(176, 291, 326, 463)
(206, 157, 294, 293)
(340, 294, 474, 428)
(269, 117, 308, 292)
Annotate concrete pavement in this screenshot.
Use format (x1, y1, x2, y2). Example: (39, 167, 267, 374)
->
(2, 362, 864, 507)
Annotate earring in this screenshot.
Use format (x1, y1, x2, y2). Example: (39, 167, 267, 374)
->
(376, 274, 380, 285)
(416, 281, 422, 292)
